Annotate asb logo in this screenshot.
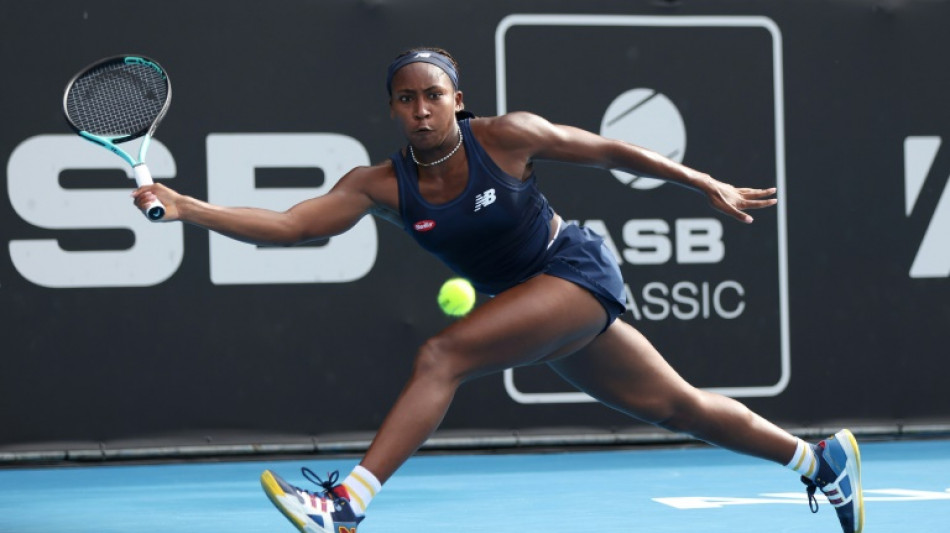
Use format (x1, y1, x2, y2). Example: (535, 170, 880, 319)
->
(903, 136, 950, 278)
(601, 88, 686, 190)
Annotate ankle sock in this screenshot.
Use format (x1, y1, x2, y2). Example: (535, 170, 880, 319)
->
(785, 438, 818, 481)
(341, 465, 382, 516)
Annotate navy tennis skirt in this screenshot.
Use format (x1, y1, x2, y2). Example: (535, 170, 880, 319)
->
(541, 222, 627, 331)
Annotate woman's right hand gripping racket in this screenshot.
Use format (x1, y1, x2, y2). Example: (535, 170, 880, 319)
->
(63, 54, 172, 220)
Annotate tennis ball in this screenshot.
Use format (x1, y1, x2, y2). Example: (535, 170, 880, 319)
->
(438, 278, 476, 317)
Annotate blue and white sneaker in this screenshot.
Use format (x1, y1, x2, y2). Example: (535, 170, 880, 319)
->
(260, 468, 363, 533)
(801, 429, 865, 532)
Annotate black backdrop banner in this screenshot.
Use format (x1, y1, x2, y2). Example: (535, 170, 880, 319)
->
(1, 0, 948, 457)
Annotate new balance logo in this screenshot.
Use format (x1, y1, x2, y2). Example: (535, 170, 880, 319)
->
(475, 188, 496, 212)
(904, 136, 950, 278)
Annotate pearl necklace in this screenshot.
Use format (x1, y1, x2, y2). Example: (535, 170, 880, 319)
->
(410, 129, 463, 167)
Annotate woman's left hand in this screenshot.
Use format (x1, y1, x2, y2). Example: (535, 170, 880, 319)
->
(701, 175, 778, 224)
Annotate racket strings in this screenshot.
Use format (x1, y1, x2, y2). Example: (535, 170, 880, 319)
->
(65, 61, 168, 138)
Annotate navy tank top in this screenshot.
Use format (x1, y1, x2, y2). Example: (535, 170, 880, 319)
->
(391, 118, 555, 295)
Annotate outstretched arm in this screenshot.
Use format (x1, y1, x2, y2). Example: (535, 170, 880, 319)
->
(131, 167, 378, 245)
(486, 112, 777, 223)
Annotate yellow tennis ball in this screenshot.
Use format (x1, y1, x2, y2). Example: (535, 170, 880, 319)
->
(438, 278, 476, 317)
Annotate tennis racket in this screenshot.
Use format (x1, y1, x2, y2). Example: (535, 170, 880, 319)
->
(63, 54, 172, 220)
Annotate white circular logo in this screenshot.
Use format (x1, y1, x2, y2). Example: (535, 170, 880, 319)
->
(600, 88, 687, 190)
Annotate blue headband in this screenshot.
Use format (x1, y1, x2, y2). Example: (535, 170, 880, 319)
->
(386, 51, 459, 95)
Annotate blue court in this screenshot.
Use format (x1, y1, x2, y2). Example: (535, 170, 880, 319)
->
(1, 438, 947, 532)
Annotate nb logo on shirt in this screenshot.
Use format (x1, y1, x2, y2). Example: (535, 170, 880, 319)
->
(474, 188, 496, 212)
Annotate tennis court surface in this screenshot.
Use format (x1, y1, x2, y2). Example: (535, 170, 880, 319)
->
(1, 437, 947, 532)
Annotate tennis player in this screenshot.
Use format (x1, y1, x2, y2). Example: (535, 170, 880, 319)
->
(133, 48, 863, 533)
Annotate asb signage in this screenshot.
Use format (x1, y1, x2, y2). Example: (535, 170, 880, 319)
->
(495, 15, 789, 403)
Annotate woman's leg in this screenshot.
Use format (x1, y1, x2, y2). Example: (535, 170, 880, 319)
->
(548, 320, 797, 464)
(360, 274, 609, 483)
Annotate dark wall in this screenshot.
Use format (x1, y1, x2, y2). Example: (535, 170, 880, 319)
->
(1, 0, 947, 453)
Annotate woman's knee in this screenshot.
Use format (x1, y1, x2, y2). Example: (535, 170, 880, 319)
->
(652, 390, 753, 436)
(649, 390, 708, 433)
(412, 334, 470, 384)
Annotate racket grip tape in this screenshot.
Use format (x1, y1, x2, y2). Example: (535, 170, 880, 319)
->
(133, 164, 166, 221)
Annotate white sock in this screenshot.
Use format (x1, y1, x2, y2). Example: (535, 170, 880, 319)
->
(341, 465, 382, 516)
(785, 438, 818, 480)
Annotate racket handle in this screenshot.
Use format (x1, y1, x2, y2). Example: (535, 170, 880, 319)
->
(133, 164, 166, 221)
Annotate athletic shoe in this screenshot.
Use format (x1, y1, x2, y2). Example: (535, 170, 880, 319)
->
(260, 468, 363, 533)
(801, 429, 864, 532)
